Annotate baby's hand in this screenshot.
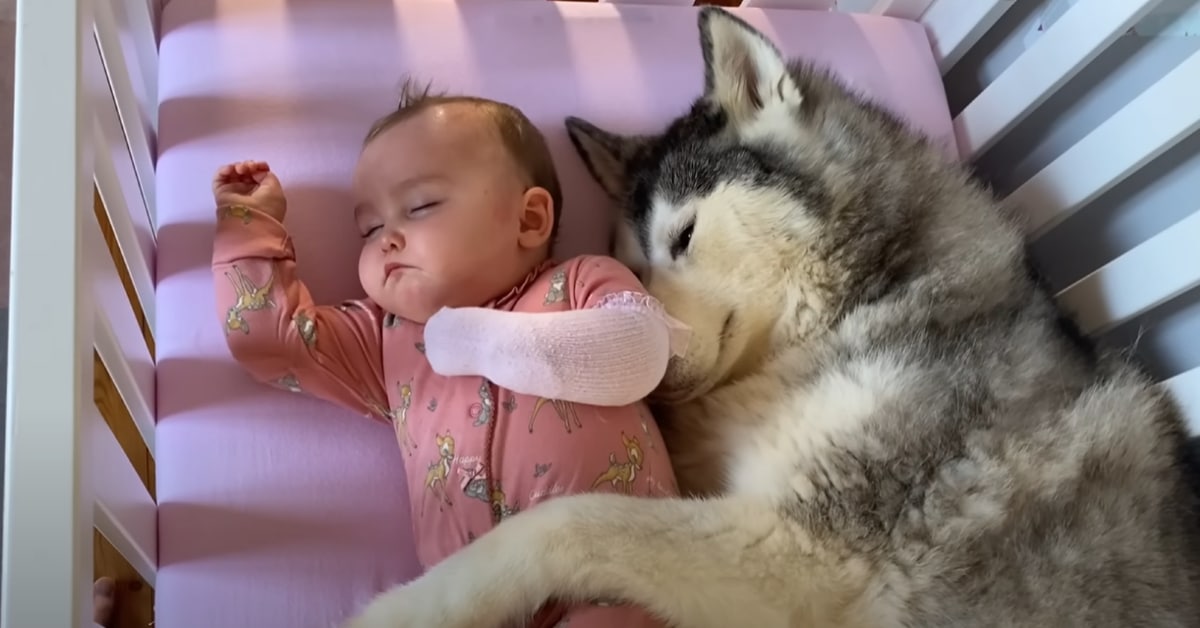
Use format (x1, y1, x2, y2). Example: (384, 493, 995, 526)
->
(212, 160, 287, 221)
(423, 307, 493, 378)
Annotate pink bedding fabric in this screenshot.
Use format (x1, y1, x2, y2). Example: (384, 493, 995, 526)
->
(154, 1, 955, 625)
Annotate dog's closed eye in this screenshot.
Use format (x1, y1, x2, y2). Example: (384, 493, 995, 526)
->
(671, 222, 695, 259)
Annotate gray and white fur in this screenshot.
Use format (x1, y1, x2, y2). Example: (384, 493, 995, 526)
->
(343, 7, 1200, 627)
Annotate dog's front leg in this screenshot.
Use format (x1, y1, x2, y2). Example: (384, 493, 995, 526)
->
(341, 492, 868, 628)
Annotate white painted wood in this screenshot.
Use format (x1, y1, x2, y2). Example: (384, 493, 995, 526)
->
(870, 0, 934, 20)
(600, 0, 695, 5)
(953, 0, 1163, 160)
(2, 0, 99, 625)
(91, 34, 157, 283)
(93, 0, 158, 231)
(832, 0, 874, 11)
(116, 0, 160, 138)
(920, 0, 1015, 73)
(93, 304, 157, 458)
(1056, 209, 1200, 336)
(93, 110, 157, 341)
(146, 0, 163, 44)
(1164, 366, 1200, 432)
(1007, 48, 1200, 238)
(93, 309, 157, 455)
(90, 402, 158, 586)
(742, 0, 836, 10)
(87, 207, 157, 455)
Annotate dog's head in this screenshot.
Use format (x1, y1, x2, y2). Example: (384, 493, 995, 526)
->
(567, 8, 928, 401)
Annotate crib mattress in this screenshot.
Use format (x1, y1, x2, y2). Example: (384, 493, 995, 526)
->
(154, 0, 955, 625)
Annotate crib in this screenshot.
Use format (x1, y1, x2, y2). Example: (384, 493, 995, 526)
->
(3, 0, 1198, 625)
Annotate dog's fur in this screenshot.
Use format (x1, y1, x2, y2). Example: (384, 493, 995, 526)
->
(344, 8, 1200, 627)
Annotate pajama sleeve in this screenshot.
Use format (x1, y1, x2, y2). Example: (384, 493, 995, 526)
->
(422, 255, 690, 405)
(212, 203, 392, 420)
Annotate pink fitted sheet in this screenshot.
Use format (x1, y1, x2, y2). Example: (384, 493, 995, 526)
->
(154, 1, 955, 625)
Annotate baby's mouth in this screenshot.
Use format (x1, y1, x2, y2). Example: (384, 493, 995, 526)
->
(384, 263, 413, 279)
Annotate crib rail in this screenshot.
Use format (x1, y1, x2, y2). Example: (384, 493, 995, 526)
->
(1057, 209, 1200, 338)
(3, 0, 158, 624)
(1167, 367, 1200, 428)
(922, 0, 1200, 428)
(915, 0, 1015, 72)
(1005, 49, 1200, 238)
(5, 0, 1199, 623)
(952, 0, 1162, 160)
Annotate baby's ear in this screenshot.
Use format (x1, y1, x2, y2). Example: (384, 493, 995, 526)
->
(517, 186, 555, 250)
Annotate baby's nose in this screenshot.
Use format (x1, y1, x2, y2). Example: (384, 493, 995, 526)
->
(381, 228, 405, 250)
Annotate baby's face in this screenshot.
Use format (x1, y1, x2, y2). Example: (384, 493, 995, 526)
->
(352, 104, 536, 323)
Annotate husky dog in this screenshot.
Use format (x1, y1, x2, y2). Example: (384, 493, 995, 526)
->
(343, 7, 1200, 628)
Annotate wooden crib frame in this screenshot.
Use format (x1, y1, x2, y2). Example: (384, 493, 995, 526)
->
(3, 0, 1197, 626)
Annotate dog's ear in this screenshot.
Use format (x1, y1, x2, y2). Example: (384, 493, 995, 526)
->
(698, 7, 801, 127)
(565, 116, 644, 203)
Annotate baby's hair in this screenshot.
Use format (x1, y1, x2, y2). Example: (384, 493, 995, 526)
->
(364, 77, 564, 241)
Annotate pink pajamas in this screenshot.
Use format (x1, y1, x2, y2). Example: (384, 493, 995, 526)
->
(213, 203, 678, 627)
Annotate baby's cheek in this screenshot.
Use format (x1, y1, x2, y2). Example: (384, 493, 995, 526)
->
(356, 252, 373, 283)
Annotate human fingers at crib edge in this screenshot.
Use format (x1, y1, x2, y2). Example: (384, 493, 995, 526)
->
(93, 576, 116, 627)
(212, 159, 288, 222)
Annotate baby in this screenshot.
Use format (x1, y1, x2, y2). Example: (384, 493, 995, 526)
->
(210, 83, 688, 627)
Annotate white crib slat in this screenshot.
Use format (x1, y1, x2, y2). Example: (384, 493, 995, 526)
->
(90, 402, 158, 586)
(600, 0, 696, 5)
(920, 0, 1015, 73)
(116, 0, 159, 137)
(93, 0, 157, 231)
(953, 0, 1163, 160)
(1164, 367, 1200, 432)
(1007, 49, 1200, 238)
(91, 32, 157, 281)
(741, 0, 836, 10)
(94, 110, 157, 342)
(94, 312, 157, 455)
(146, 0, 163, 43)
(87, 207, 157, 455)
(1056, 209, 1200, 336)
(3, 0, 98, 625)
(870, 0, 934, 20)
(831, 0, 875, 11)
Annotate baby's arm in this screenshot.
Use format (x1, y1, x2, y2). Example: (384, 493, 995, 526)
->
(212, 161, 391, 419)
(423, 256, 689, 406)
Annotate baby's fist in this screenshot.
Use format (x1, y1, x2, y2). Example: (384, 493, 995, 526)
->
(212, 160, 287, 221)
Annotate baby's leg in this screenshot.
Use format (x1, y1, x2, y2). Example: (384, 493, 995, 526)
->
(497, 401, 681, 627)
